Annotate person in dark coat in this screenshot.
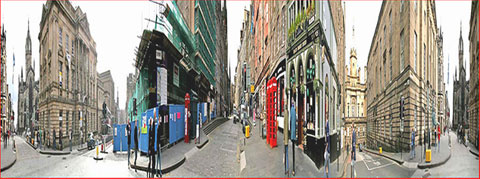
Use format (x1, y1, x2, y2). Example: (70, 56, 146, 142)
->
(59, 129, 63, 150)
(134, 120, 139, 173)
(147, 118, 156, 178)
(127, 122, 131, 169)
(156, 107, 163, 177)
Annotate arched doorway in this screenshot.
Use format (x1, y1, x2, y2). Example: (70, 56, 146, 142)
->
(298, 59, 305, 147)
(306, 54, 315, 149)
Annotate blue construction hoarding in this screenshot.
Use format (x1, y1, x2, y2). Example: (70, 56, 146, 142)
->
(113, 124, 128, 152)
(169, 104, 185, 144)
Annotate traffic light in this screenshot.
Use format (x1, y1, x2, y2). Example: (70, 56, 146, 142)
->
(102, 102, 107, 118)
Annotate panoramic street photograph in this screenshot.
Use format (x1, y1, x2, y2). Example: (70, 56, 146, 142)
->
(0, 0, 479, 178)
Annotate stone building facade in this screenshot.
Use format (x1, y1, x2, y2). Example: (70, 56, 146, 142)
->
(1, 24, 12, 135)
(215, 0, 230, 118)
(98, 70, 116, 123)
(453, 24, 469, 131)
(286, 0, 344, 168)
(436, 28, 446, 133)
(38, 0, 98, 149)
(17, 21, 40, 134)
(366, 1, 440, 151)
(468, 0, 479, 149)
(344, 37, 367, 147)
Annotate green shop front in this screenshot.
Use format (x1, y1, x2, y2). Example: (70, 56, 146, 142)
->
(286, 0, 341, 169)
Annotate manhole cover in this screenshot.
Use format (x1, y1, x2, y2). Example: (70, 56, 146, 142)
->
(47, 156, 51, 158)
(62, 157, 67, 160)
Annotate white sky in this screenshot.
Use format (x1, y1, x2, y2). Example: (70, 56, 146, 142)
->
(1, 1, 473, 126)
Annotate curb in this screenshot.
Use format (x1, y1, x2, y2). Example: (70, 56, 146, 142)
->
(39, 150, 71, 155)
(363, 148, 404, 165)
(1, 151, 17, 172)
(468, 148, 479, 157)
(417, 149, 452, 169)
(25, 140, 38, 150)
(1, 155, 17, 172)
(196, 139, 209, 149)
(77, 147, 88, 152)
(130, 156, 186, 174)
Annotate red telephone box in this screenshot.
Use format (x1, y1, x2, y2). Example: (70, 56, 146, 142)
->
(267, 78, 278, 148)
(185, 93, 190, 143)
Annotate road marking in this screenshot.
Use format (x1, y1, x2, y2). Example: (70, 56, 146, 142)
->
(361, 152, 395, 171)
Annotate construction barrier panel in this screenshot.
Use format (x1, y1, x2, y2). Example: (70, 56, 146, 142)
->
(169, 105, 186, 144)
(113, 124, 128, 152)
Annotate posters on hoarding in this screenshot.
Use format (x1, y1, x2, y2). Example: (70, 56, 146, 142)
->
(157, 67, 168, 105)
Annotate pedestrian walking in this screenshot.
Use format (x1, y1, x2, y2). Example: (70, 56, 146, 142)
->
(351, 123, 356, 178)
(437, 125, 441, 152)
(156, 107, 163, 178)
(284, 99, 290, 176)
(59, 129, 63, 150)
(411, 129, 415, 159)
(289, 100, 297, 176)
(127, 121, 131, 169)
(53, 129, 56, 150)
(69, 130, 72, 152)
(423, 129, 427, 159)
(150, 118, 156, 178)
(196, 112, 201, 144)
(325, 115, 330, 178)
(134, 120, 139, 173)
(39, 129, 42, 150)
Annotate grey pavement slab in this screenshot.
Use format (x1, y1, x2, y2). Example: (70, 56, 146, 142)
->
(240, 122, 348, 178)
(1, 139, 17, 171)
(365, 131, 451, 169)
(167, 119, 240, 177)
(129, 139, 194, 174)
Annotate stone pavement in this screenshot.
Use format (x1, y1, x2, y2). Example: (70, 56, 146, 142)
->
(241, 122, 349, 177)
(21, 136, 93, 155)
(467, 142, 479, 157)
(364, 130, 452, 169)
(1, 138, 17, 171)
(129, 129, 207, 174)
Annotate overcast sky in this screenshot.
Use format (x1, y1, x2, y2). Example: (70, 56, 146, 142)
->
(1, 1, 473, 126)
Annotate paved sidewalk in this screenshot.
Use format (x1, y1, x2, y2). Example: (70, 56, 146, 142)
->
(129, 129, 207, 174)
(21, 136, 93, 155)
(1, 138, 17, 171)
(364, 131, 452, 169)
(467, 142, 479, 157)
(240, 123, 348, 177)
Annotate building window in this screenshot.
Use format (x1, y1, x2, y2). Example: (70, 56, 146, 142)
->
(59, 27, 62, 47)
(66, 34, 69, 54)
(414, 31, 417, 73)
(389, 48, 392, 81)
(71, 40, 74, 56)
(400, 29, 404, 72)
(400, 0, 404, 12)
(424, 44, 426, 79)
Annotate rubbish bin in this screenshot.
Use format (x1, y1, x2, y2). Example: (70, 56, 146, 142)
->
(245, 125, 250, 138)
(426, 149, 431, 163)
(379, 147, 382, 154)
